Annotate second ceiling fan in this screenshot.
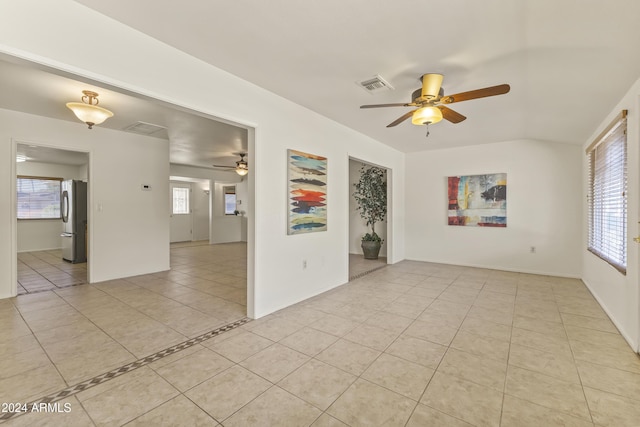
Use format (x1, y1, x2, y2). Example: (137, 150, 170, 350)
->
(212, 152, 248, 176)
(361, 73, 510, 129)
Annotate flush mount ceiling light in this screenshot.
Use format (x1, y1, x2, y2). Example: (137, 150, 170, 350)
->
(66, 90, 114, 129)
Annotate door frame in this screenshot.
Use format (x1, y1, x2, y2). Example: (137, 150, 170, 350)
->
(2, 53, 255, 319)
(346, 155, 392, 282)
(10, 138, 92, 296)
(169, 180, 194, 243)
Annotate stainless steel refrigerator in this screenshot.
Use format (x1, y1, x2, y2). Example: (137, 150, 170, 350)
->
(61, 180, 87, 263)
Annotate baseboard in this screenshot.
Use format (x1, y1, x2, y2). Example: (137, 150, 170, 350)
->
(253, 278, 348, 319)
(581, 278, 639, 353)
(17, 247, 62, 253)
(403, 257, 581, 279)
(349, 251, 388, 258)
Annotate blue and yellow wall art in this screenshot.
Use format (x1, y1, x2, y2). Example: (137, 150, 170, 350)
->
(447, 173, 507, 227)
(287, 149, 327, 234)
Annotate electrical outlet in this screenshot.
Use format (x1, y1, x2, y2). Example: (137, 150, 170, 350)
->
(302, 260, 307, 269)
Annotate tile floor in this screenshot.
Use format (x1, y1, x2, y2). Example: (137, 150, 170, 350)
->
(17, 250, 88, 295)
(2, 244, 640, 426)
(348, 254, 387, 280)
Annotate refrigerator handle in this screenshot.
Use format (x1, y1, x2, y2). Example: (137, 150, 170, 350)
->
(62, 190, 69, 223)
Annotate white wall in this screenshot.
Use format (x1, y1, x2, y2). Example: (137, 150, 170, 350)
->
(18, 219, 62, 252)
(169, 179, 210, 242)
(236, 179, 249, 242)
(169, 163, 245, 243)
(17, 161, 86, 252)
(0, 107, 170, 298)
(349, 159, 387, 256)
(212, 182, 242, 243)
(78, 163, 88, 181)
(17, 161, 84, 178)
(170, 164, 243, 184)
(582, 77, 640, 351)
(0, 1, 406, 317)
(405, 139, 582, 278)
(191, 180, 210, 242)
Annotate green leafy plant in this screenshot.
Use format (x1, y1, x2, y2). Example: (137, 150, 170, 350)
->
(353, 165, 387, 243)
(362, 232, 383, 242)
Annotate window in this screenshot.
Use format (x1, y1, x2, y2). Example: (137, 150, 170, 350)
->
(587, 110, 627, 274)
(224, 186, 237, 215)
(172, 187, 190, 214)
(17, 176, 62, 219)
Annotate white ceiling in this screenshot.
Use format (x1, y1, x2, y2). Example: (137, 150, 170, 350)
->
(0, 57, 248, 168)
(16, 143, 89, 167)
(70, 0, 640, 152)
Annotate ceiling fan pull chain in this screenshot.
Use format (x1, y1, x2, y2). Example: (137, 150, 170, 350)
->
(425, 123, 430, 138)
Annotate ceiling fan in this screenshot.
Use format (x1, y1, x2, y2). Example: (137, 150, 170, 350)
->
(360, 74, 510, 133)
(212, 152, 248, 176)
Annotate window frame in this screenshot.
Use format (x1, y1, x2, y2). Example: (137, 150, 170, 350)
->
(223, 185, 237, 215)
(172, 186, 190, 215)
(16, 175, 63, 220)
(586, 110, 628, 274)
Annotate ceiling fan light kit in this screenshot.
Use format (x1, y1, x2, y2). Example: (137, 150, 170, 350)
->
(235, 163, 249, 176)
(234, 153, 248, 176)
(212, 152, 249, 176)
(411, 106, 443, 125)
(66, 90, 114, 129)
(360, 73, 510, 136)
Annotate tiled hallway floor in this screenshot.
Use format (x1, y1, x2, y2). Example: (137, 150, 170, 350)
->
(349, 253, 387, 280)
(17, 250, 88, 295)
(2, 245, 640, 426)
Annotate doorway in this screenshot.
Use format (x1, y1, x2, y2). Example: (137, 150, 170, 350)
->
(170, 181, 193, 243)
(3, 55, 255, 318)
(15, 142, 90, 294)
(348, 157, 389, 280)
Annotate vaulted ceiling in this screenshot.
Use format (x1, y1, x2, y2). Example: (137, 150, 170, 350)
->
(73, 0, 640, 152)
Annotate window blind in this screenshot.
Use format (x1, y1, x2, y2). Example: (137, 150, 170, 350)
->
(16, 176, 62, 219)
(587, 111, 627, 274)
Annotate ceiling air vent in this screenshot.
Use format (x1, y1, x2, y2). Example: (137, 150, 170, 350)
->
(357, 75, 394, 93)
(123, 121, 167, 136)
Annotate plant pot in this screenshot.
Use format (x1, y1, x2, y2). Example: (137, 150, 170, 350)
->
(361, 240, 381, 260)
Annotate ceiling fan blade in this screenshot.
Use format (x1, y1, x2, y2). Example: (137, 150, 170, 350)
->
(440, 84, 510, 104)
(387, 110, 416, 127)
(438, 106, 467, 123)
(360, 103, 410, 109)
(212, 164, 234, 168)
(421, 74, 444, 99)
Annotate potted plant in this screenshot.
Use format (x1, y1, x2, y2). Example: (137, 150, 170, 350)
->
(353, 164, 387, 259)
